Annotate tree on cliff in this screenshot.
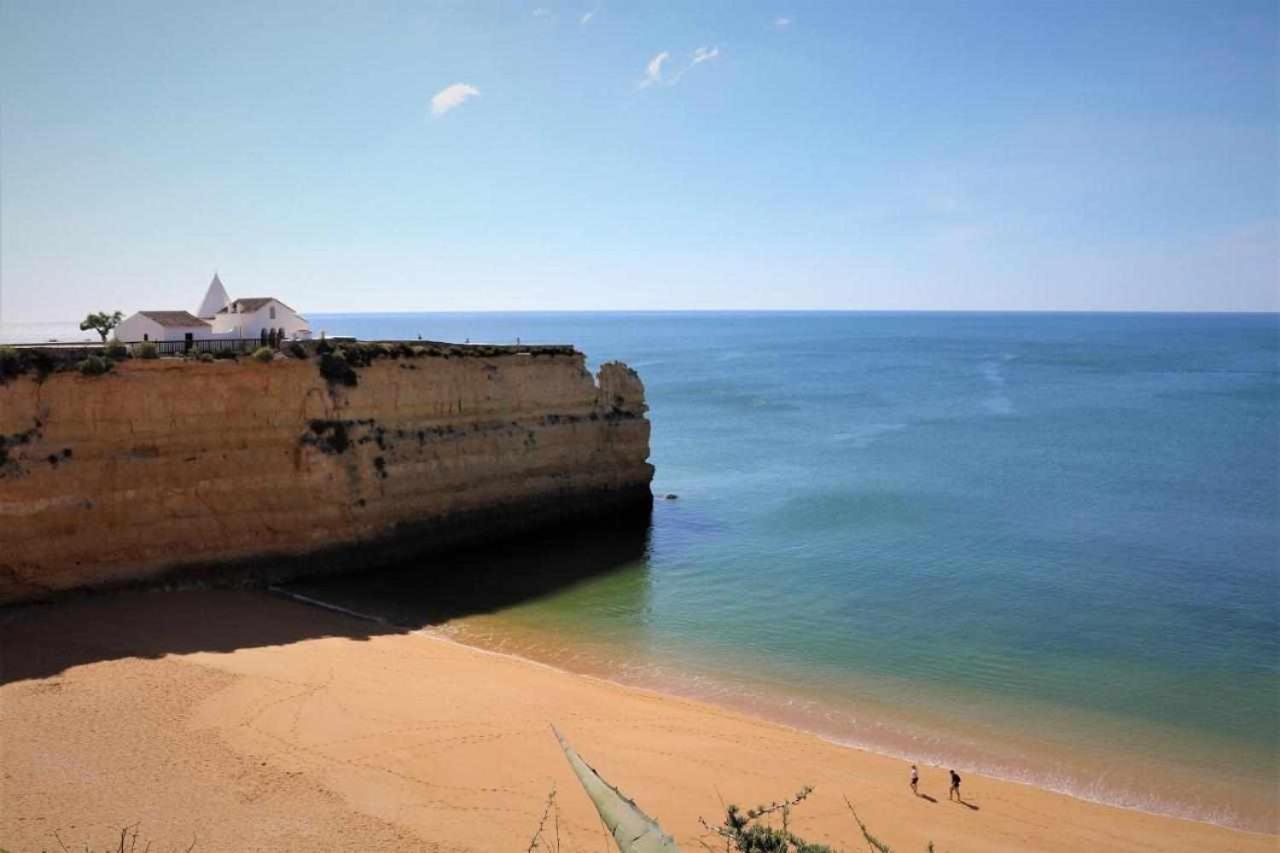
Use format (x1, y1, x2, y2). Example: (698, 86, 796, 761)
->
(80, 310, 124, 343)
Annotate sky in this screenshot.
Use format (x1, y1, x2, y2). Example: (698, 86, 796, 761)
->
(1, 0, 1276, 322)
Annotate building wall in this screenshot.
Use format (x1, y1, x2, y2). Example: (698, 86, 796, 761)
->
(116, 314, 215, 343)
(115, 314, 162, 343)
(211, 302, 310, 340)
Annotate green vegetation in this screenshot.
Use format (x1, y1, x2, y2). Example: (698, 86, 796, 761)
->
(305, 419, 351, 454)
(51, 821, 195, 853)
(701, 788, 833, 852)
(79, 310, 124, 343)
(251, 346, 274, 363)
(847, 797, 893, 853)
(0, 346, 18, 381)
(78, 355, 111, 376)
(0, 425, 40, 474)
(316, 339, 563, 390)
(0, 346, 52, 384)
(2, 337, 575, 390)
(319, 351, 358, 388)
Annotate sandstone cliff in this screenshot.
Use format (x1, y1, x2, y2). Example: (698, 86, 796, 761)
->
(0, 348, 652, 604)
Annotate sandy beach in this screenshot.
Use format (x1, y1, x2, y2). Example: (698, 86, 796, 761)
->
(0, 589, 1272, 853)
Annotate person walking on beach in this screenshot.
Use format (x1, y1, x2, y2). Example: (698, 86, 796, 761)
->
(910, 764, 919, 796)
(949, 769, 962, 801)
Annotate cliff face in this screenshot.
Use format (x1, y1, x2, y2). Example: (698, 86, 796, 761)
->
(0, 350, 652, 604)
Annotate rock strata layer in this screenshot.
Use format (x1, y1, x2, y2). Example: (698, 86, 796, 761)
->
(0, 350, 653, 604)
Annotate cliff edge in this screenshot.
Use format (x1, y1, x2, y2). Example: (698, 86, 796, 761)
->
(0, 347, 653, 604)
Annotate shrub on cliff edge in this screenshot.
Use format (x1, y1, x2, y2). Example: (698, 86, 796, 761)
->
(252, 346, 275, 363)
(0, 346, 19, 382)
(138, 342, 159, 360)
(319, 351, 358, 387)
(104, 340, 130, 359)
(78, 355, 110, 376)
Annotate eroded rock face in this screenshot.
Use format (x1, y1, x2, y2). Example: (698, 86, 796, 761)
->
(0, 351, 653, 604)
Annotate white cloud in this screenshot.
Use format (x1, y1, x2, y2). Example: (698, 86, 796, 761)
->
(692, 46, 719, 65)
(638, 50, 670, 88)
(774, 16, 792, 29)
(533, 7, 551, 16)
(580, 9, 595, 25)
(640, 47, 719, 89)
(430, 83, 480, 117)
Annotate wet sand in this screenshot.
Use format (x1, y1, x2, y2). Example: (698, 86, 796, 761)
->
(1, 590, 1273, 852)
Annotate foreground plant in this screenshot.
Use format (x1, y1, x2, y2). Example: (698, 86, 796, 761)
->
(49, 821, 196, 853)
(553, 726, 679, 852)
(551, 730, 938, 853)
(699, 786, 831, 853)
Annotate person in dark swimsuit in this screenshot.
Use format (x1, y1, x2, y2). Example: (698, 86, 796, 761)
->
(910, 764, 919, 796)
(949, 769, 962, 801)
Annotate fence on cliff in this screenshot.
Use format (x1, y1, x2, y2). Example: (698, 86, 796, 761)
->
(138, 337, 264, 356)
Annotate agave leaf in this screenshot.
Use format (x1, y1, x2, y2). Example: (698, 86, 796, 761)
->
(552, 726, 681, 853)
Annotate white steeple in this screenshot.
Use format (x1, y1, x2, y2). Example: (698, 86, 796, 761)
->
(197, 272, 231, 319)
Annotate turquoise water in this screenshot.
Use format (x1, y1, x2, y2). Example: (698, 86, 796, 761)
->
(291, 312, 1280, 831)
(17, 312, 1271, 829)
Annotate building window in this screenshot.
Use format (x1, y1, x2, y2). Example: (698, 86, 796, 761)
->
(143, 333, 149, 341)
(269, 305, 276, 320)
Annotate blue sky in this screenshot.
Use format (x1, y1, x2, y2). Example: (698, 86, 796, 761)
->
(1, 0, 1276, 321)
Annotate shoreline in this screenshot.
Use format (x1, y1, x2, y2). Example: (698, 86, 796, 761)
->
(428, 611, 1277, 837)
(5, 587, 1269, 852)
(270, 584, 1277, 836)
(418, 620, 1275, 837)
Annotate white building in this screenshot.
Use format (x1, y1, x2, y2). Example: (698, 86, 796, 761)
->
(117, 274, 311, 346)
(210, 297, 310, 341)
(114, 311, 215, 345)
(197, 273, 232, 319)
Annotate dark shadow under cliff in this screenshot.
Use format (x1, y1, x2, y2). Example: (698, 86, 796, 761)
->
(0, 510, 652, 686)
(280, 514, 653, 627)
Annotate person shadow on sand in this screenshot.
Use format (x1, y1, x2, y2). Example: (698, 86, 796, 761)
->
(948, 769, 980, 810)
(910, 764, 938, 803)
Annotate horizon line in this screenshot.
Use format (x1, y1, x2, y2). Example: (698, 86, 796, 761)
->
(4, 307, 1279, 324)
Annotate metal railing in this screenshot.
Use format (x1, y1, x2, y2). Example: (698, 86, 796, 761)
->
(130, 337, 265, 356)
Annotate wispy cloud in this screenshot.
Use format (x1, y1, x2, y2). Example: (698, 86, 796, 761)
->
(640, 46, 720, 89)
(692, 46, 719, 65)
(638, 51, 670, 88)
(774, 16, 792, 29)
(532, 7, 551, 16)
(580, 7, 597, 25)
(430, 83, 480, 117)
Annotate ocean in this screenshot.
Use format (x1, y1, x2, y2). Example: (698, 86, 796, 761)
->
(7, 312, 1278, 831)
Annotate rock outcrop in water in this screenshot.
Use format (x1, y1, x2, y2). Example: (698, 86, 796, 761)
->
(0, 346, 653, 604)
